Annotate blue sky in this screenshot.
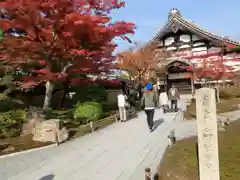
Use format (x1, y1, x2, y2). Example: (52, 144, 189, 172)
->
(111, 0, 240, 53)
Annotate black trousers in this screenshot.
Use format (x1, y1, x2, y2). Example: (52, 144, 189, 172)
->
(171, 100, 178, 111)
(144, 109, 154, 129)
(130, 106, 136, 115)
(128, 101, 136, 115)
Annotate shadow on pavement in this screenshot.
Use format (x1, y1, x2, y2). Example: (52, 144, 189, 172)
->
(39, 174, 55, 180)
(152, 118, 164, 132)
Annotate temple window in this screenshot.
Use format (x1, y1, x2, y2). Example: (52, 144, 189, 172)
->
(208, 47, 221, 53)
(193, 42, 205, 47)
(192, 46, 207, 52)
(192, 34, 201, 41)
(166, 46, 177, 50)
(165, 37, 174, 46)
(179, 44, 190, 49)
(179, 34, 190, 42)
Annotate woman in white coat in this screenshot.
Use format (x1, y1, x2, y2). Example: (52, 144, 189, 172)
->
(159, 88, 169, 113)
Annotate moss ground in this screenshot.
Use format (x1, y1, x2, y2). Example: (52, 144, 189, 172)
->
(158, 120, 240, 180)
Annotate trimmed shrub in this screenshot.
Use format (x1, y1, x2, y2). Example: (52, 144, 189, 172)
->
(10, 109, 27, 122)
(73, 102, 103, 124)
(0, 109, 27, 138)
(0, 127, 19, 138)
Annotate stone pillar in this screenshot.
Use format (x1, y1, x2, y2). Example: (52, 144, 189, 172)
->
(196, 88, 220, 180)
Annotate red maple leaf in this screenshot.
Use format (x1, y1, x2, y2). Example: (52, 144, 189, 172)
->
(39, 60, 46, 65)
(22, 81, 39, 89)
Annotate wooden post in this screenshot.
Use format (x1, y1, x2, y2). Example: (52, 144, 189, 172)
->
(90, 121, 94, 132)
(115, 115, 118, 122)
(145, 167, 151, 180)
(167, 129, 176, 147)
(55, 120, 59, 146)
(153, 173, 161, 180)
(196, 88, 220, 180)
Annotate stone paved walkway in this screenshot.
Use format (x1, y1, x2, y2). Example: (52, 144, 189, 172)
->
(0, 95, 196, 180)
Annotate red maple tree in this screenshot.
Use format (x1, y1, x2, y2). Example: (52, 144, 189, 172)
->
(184, 52, 236, 84)
(0, 0, 135, 109)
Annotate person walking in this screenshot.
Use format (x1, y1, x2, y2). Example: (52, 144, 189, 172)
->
(159, 88, 169, 113)
(168, 84, 180, 112)
(141, 83, 158, 132)
(117, 93, 127, 122)
(127, 87, 137, 116)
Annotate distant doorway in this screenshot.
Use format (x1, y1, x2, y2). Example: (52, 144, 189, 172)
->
(165, 60, 193, 94)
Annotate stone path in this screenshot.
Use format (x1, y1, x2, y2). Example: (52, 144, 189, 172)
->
(0, 95, 196, 180)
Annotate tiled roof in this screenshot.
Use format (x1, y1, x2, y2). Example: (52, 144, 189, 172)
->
(150, 8, 240, 46)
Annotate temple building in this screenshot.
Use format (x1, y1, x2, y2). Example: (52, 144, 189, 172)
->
(150, 8, 240, 94)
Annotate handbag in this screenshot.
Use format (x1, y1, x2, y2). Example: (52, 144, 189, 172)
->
(125, 101, 130, 108)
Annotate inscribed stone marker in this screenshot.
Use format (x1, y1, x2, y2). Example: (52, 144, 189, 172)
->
(196, 88, 220, 180)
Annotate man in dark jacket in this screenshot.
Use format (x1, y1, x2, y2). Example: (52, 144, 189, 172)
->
(141, 83, 158, 132)
(128, 88, 137, 116)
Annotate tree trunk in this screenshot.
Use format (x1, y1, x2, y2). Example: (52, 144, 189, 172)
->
(137, 70, 142, 84)
(26, 91, 31, 108)
(43, 81, 54, 110)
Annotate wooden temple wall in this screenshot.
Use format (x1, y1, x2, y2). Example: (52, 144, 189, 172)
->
(154, 48, 240, 77)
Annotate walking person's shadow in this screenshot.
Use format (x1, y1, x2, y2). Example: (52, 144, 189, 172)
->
(39, 174, 55, 180)
(152, 118, 164, 132)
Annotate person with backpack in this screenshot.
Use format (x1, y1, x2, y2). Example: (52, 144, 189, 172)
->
(141, 83, 158, 132)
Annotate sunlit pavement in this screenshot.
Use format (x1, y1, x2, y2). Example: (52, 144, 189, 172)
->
(0, 95, 197, 180)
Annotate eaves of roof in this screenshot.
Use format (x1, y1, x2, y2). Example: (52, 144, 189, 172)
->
(149, 14, 240, 46)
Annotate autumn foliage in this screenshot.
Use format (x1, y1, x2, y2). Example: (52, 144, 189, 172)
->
(0, 0, 135, 85)
(117, 43, 167, 81)
(184, 52, 236, 82)
(0, 0, 135, 108)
